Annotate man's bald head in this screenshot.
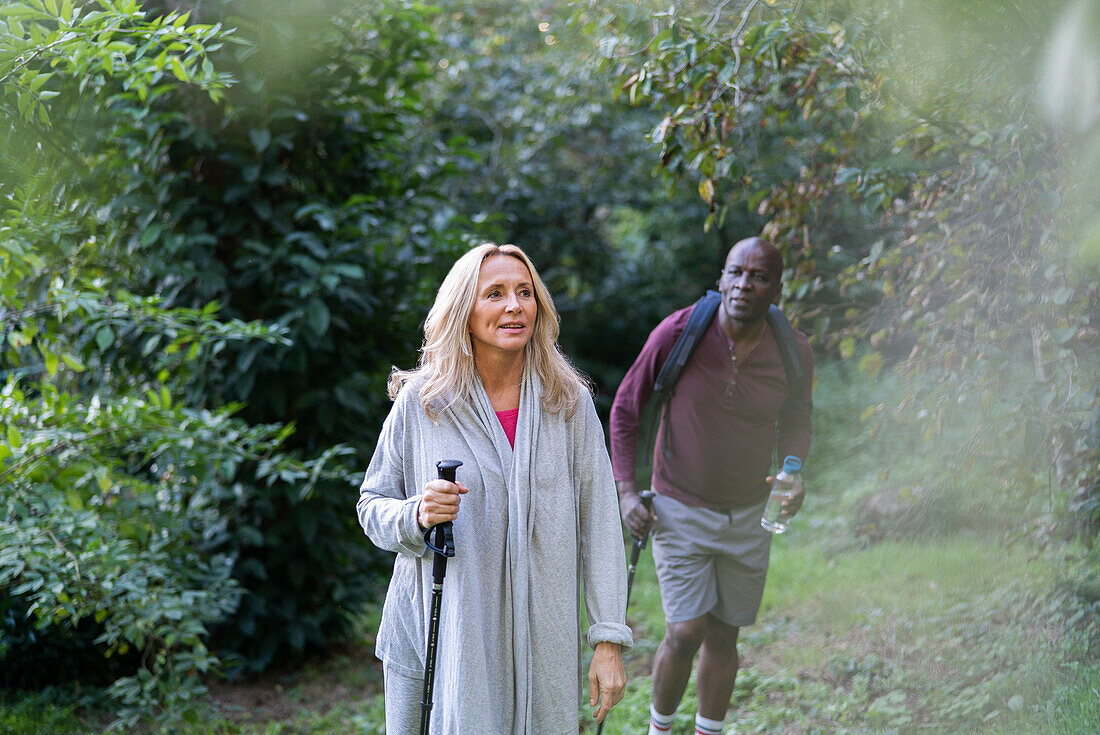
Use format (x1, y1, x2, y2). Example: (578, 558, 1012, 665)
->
(726, 237, 783, 282)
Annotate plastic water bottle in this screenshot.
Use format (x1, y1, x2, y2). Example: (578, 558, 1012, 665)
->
(761, 455, 802, 534)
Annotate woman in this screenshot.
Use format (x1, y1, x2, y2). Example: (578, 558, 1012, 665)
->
(356, 243, 631, 734)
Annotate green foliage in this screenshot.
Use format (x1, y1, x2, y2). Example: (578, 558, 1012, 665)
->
(0, 0, 349, 726)
(0, 688, 102, 735)
(113, 0, 475, 673)
(582, 0, 1100, 539)
(425, 1, 739, 403)
(0, 379, 346, 729)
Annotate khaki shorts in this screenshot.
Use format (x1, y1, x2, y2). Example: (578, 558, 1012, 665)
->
(650, 492, 772, 627)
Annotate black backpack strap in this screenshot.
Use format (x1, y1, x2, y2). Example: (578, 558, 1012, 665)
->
(654, 290, 721, 396)
(645, 291, 721, 463)
(765, 304, 803, 404)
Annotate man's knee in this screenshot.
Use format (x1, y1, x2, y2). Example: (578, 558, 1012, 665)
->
(663, 617, 709, 659)
(703, 615, 740, 649)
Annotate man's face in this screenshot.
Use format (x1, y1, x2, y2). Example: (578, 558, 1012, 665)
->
(718, 242, 782, 324)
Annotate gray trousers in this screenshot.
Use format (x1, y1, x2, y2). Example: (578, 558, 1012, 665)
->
(383, 662, 423, 734)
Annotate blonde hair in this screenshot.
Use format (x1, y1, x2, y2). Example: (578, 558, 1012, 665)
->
(388, 243, 588, 419)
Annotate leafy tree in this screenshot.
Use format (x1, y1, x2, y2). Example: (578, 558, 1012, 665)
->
(425, 0, 745, 403)
(113, 0, 476, 672)
(581, 0, 1099, 537)
(0, 0, 337, 725)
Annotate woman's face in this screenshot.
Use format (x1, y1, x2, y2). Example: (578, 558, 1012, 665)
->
(468, 254, 538, 359)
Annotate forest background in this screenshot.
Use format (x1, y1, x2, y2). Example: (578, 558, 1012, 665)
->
(1, 0, 1097, 732)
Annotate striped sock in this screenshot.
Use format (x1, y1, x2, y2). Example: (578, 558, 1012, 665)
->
(695, 712, 724, 734)
(648, 704, 675, 735)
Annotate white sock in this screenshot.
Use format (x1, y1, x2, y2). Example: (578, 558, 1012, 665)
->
(648, 704, 675, 735)
(695, 712, 724, 734)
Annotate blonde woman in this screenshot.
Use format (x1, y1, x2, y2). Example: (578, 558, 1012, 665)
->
(356, 243, 632, 734)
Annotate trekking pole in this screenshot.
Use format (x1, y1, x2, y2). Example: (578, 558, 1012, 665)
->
(596, 489, 655, 735)
(420, 459, 462, 735)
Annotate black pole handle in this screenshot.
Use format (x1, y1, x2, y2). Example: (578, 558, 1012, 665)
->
(633, 489, 656, 550)
(424, 460, 462, 558)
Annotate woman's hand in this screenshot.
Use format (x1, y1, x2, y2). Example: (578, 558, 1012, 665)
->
(588, 641, 626, 723)
(417, 478, 468, 529)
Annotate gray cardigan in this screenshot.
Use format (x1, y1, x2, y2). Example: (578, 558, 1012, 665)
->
(357, 374, 632, 734)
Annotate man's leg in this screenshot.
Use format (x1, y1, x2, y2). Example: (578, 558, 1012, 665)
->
(695, 615, 740, 721)
(651, 615, 708, 716)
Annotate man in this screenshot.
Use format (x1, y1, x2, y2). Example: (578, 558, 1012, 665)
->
(609, 237, 813, 735)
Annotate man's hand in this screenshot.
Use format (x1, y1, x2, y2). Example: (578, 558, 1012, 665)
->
(764, 474, 806, 518)
(617, 480, 657, 539)
(417, 478, 468, 530)
(588, 642, 626, 723)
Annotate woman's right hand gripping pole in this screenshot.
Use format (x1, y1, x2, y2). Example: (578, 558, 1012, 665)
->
(417, 478, 469, 530)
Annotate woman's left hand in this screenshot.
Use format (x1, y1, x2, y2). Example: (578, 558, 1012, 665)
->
(588, 641, 626, 723)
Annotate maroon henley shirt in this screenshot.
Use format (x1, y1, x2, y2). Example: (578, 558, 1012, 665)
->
(609, 304, 814, 511)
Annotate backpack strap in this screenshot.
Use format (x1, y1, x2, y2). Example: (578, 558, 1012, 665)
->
(765, 304, 804, 404)
(645, 291, 721, 463)
(654, 290, 721, 398)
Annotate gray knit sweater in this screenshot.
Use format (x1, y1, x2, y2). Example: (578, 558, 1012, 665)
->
(357, 374, 632, 734)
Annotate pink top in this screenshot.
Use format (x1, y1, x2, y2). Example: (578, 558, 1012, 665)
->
(495, 407, 519, 448)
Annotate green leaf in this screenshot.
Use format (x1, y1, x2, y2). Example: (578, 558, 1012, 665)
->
(6, 424, 21, 448)
(716, 61, 736, 86)
(845, 85, 861, 110)
(0, 4, 46, 20)
(140, 223, 164, 246)
(305, 299, 330, 336)
(248, 128, 271, 152)
(60, 353, 86, 371)
(169, 54, 188, 81)
(95, 326, 115, 351)
(835, 167, 860, 185)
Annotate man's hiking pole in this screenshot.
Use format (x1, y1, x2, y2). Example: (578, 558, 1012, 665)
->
(597, 489, 655, 735)
(420, 459, 462, 735)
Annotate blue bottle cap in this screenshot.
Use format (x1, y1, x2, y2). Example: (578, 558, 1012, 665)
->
(782, 455, 802, 473)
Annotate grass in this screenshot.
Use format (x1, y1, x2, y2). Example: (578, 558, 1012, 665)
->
(3, 362, 1097, 733)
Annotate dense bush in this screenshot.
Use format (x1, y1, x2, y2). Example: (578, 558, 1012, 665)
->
(119, 0, 474, 672)
(581, 0, 1099, 537)
(0, 0, 465, 723)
